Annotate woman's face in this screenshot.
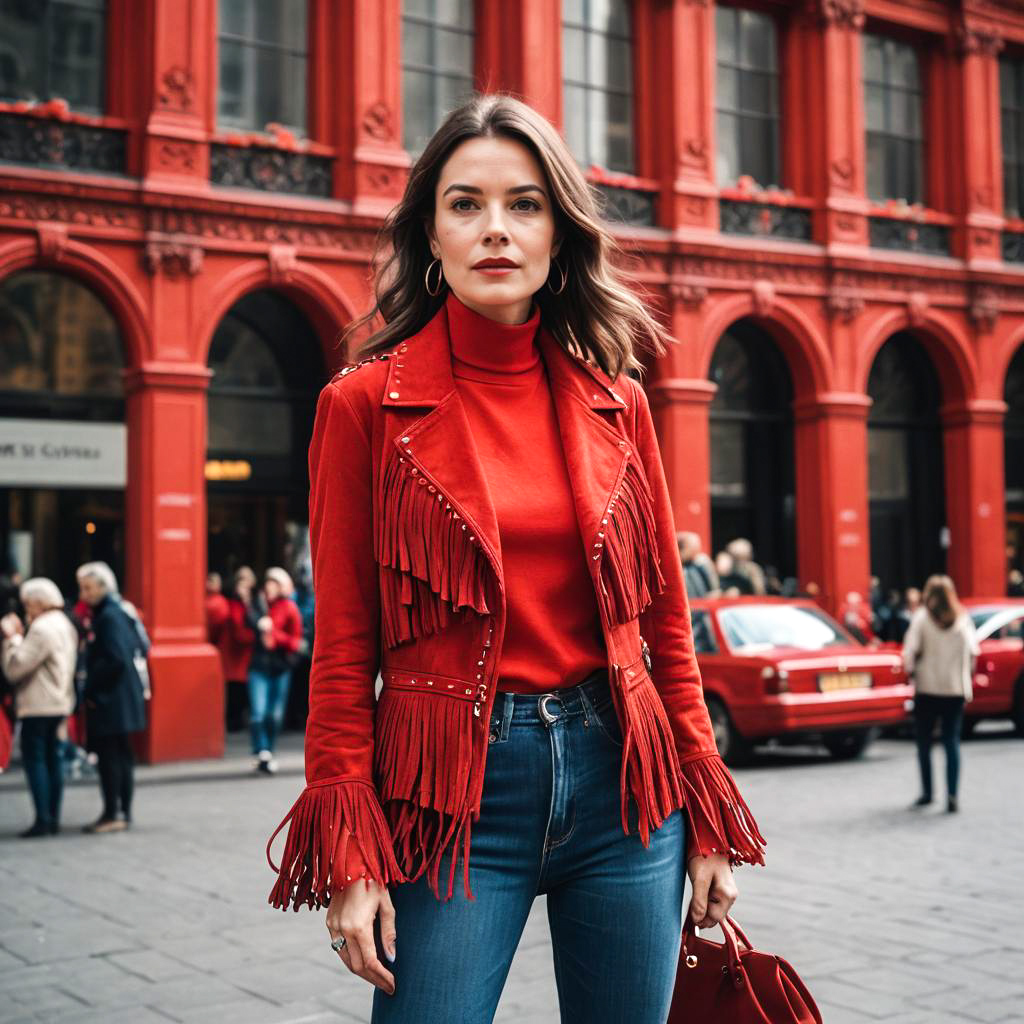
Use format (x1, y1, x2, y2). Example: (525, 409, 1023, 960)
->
(428, 135, 560, 325)
(264, 579, 282, 603)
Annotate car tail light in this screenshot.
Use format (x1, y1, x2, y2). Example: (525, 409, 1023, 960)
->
(761, 666, 789, 694)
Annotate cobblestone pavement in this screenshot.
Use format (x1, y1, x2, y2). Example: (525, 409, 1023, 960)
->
(1, 725, 1022, 1023)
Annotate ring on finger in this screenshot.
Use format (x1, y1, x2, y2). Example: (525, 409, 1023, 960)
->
(330, 935, 347, 953)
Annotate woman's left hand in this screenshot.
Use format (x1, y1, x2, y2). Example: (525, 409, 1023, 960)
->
(686, 852, 738, 928)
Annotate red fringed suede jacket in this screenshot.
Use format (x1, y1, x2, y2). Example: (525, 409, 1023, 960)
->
(267, 303, 766, 910)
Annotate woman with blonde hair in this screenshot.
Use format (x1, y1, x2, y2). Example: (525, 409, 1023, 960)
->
(903, 574, 979, 813)
(265, 93, 765, 1022)
(0, 578, 77, 837)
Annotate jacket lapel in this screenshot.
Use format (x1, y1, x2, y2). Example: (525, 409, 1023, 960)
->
(379, 301, 630, 593)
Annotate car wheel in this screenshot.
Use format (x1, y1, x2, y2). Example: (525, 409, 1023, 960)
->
(706, 696, 751, 765)
(822, 728, 875, 760)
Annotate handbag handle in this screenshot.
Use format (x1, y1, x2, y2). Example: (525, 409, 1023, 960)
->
(681, 915, 749, 988)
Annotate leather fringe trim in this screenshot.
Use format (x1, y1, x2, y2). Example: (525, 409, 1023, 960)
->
(616, 672, 686, 846)
(375, 449, 494, 648)
(680, 753, 768, 867)
(597, 456, 666, 625)
(266, 779, 406, 912)
(375, 686, 478, 902)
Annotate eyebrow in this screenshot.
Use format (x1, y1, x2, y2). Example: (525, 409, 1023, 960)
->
(441, 183, 547, 199)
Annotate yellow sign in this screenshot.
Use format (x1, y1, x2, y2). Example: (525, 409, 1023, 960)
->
(204, 460, 252, 481)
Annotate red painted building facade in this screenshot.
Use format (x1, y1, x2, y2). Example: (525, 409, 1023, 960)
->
(2, 0, 1023, 761)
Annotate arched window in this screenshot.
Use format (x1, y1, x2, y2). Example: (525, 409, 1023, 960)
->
(867, 333, 945, 592)
(0, 270, 123, 420)
(206, 290, 324, 577)
(708, 322, 795, 579)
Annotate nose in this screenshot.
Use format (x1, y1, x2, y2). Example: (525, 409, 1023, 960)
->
(481, 201, 510, 243)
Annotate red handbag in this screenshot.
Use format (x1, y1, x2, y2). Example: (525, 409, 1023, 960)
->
(667, 916, 822, 1024)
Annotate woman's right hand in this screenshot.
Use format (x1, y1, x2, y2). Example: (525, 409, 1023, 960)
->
(326, 879, 397, 996)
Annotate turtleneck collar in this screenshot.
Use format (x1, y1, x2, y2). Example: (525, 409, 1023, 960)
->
(446, 290, 542, 383)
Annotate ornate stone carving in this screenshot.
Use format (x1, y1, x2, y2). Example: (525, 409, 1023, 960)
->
(0, 193, 142, 229)
(830, 157, 854, 189)
(362, 102, 395, 141)
(35, 222, 68, 263)
(268, 244, 298, 284)
(752, 279, 776, 317)
(907, 291, 929, 326)
(954, 18, 1004, 58)
(142, 237, 203, 277)
(804, 0, 865, 29)
(158, 141, 197, 171)
(669, 281, 708, 310)
(826, 290, 864, 322)
(158, 66, 195, 112)
(680, 138, 709, 172)
(968, 286, 999, 332)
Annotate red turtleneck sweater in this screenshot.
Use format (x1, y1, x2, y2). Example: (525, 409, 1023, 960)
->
(445, 291, 607, 693)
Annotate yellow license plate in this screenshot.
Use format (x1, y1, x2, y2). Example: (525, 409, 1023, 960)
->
(818, 672, 872, 693)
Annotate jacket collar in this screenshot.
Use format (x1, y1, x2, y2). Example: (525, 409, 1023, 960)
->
(380, 300, 628, 412)
(377, 299, 631, 584)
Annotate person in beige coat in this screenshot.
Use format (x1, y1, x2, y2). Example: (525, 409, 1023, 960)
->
(1, 578, 78, 837)
(902, 575, 979, 814)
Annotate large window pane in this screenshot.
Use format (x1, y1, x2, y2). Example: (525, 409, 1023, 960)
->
(561, 0, 634, 173)
(715, 5, 780, 187)
(0, 0, 106, 113)
(1001, 55, 1024, 217)
(217, 0, 308, 133)
(402, 0, 475, 157)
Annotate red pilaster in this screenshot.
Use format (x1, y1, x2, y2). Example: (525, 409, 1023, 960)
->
(124, 364, 221, 763)
(793, 394, 873, 614)
(942, 399, 1008, 597)
(330, 0, 409, 216)
(801, 0, 870, 250)
(953, 15, 1005, 267)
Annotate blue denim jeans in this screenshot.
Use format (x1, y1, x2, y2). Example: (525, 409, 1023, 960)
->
(248, 669, 291, 755)
(371, 669, 688, 1024)
(20, 715, 64, 828)
(914, 692, 966, 798)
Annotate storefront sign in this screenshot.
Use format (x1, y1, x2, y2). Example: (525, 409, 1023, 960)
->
(0, 419, 126, 488)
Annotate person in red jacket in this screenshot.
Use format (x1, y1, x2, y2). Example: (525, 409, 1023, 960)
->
(266, 95, 765, 1022)
(218, 567, 257, 732)
(246, 567, 301, 774)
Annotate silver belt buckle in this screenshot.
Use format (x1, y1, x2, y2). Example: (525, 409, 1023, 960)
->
(538, 694, 561, 724)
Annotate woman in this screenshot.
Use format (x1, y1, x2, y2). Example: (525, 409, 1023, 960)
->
(903, 574, 978, 813)
(76, 562, 148, 833)
(246, 567, 302, 774)
(219, 566, 258, 733)
(265, 95, 766, 1023)
(0, 578, 77, 837)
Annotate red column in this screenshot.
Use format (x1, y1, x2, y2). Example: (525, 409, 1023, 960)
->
(476, 0, 562, 126)
(799, 0, 869, 250)
(953, 17, 1004, 266)
(942, 400, 1007, 598)
(647, 376, 715, 550)
(793, 394, 872, 614)
(329, 0, 409, 215)
(645, 0, 717, 232)
(124, 365, 222, 763)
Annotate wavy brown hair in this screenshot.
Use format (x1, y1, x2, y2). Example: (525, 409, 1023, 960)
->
(922, 574, 962, 629)
(341, 92, 673, 381)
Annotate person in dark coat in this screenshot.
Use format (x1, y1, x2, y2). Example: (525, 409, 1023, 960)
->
(76, 562, 147, 834)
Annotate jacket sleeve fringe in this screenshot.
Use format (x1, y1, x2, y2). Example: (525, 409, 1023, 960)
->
(266, 778, 406, 911)
(679, 752, 767, 868)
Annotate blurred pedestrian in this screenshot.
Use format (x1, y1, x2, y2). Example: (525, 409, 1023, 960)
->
(0, 578, 77, 837)
(903, 575, 978, 814)
(838, 590, 875, 645)
(1009, 569, 1024, 598)
(888, 587, 921, 644)
(76, 562, 148, 833)
(205, 571, 229, 643)
(677, 531, 718, 599)
(220, 566, 257, 732)
(725, 538, 766, 595)
(246, 567, 302, 774)
(715, 550, 750, 596)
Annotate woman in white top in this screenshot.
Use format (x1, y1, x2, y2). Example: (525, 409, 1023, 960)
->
(901, 575, 979, 813)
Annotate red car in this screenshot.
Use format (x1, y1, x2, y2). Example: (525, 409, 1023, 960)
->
(962, 598, 1024, 735)
(690, 597, 912, 764)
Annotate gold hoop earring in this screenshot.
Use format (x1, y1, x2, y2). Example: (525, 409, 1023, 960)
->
(425, 258, 445, 297)
(547, 259, 567, 295)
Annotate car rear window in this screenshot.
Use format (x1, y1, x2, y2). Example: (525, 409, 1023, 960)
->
(718, 604, 853, 652)
(691, 611, 718, 654)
